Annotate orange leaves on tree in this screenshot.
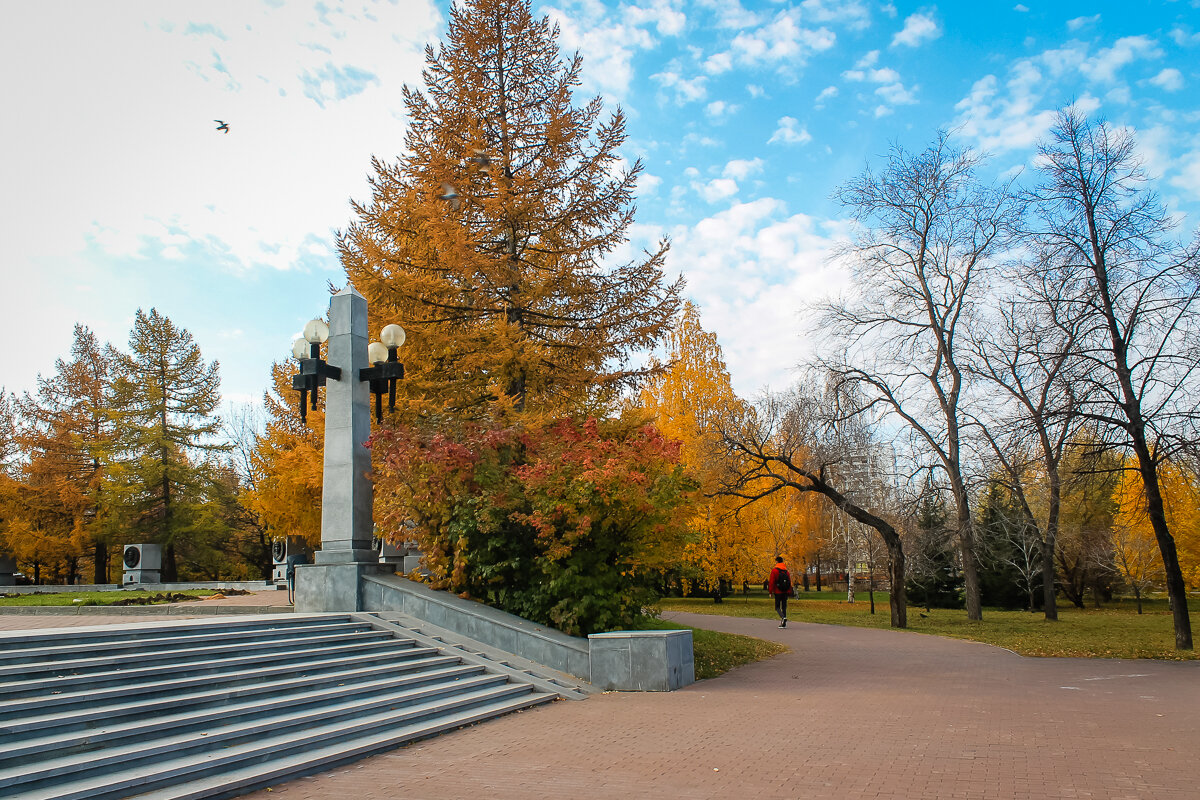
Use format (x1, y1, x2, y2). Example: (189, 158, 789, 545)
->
(370, 414, 692, 635)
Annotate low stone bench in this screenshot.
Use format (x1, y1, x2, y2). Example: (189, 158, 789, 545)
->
(588, 629, 694, 691)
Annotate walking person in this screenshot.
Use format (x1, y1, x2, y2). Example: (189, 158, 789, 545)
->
(768, 555, 794, 628)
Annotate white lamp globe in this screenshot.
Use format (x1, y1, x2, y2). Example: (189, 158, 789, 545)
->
(303, 319, 330, 344)
(291, 338, 309, 360)
(380, 324, 406, 348)
(367, 341, 389, 364)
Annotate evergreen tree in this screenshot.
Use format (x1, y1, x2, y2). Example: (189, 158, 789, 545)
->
(905, 481, 963, 610)
(976, 480, 1040, 610)
(107, 309, 225, 581)
(340, 0, 682, 417)
(14, 326, 116, 583)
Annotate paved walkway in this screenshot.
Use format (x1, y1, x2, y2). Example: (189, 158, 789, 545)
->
(5, 605, 1198, 798)
(0, 588, 292, 631)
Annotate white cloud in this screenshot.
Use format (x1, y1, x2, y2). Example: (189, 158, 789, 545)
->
(704, 51, 733, 74)
(1014, 4, 1029, 11)
(876, 82, 917, 105)
(1079, 35, 1162, 83)
(842, 54, 917, 111)
(952, 36, 1167, 154)
(1170, 150, 1200, 200)
(1067, 14, 1100, 32)
(1170, 26, 1200, 46)
(705, 100, 740, 119)
(695, 0, 760, 30)
(699, 177, 740, 202)
(710, 8, 837, 72)
(800, 0, 872, 31)
(815, 85, 838, 106)
(638, 173, 663, 196)
(2, 1, 438, 276)
(723, 158, 764, 180)
(747, 84, 766, 98)
(891, 10, 941, 48)
(545, 0, 687, 98)
(768, 116, 813, 145)
(667, 199, 849, 395)
(1148, 68, 1185, 91)
(624, 0, 687, 36)
(651, 67, 708, 103)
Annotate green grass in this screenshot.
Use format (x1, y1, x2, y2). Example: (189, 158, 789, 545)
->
(0, 590, 218, 607)
(656, 590, 1200, 661)
(634, 616, 788, 679)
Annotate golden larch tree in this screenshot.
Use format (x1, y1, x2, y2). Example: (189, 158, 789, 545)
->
(339, 0, 681, 417)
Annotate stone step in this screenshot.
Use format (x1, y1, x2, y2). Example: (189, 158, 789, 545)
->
(0, 629, 396, 680)
(0, 614, 565, 800)
(0, 641, 434, 712)
(0, 664, 499, 776)
(0, 615, 354, 653)
(0, 636, 417, 702)
(13, 682, 552, 800)
(0, 620, 371, 666)
(0, 652, 466, 746)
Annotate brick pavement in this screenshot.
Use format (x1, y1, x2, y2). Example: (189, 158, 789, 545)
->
(6, 606, 1197, 798)
(236, 611, 1199, 800)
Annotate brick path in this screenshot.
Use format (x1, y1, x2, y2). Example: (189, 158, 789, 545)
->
(5, 606, 1198, 798)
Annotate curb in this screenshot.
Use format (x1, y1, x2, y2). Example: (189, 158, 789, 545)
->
(0, 604, 294, 616)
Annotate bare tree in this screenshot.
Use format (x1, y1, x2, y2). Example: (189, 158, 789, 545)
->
(969, 283, 1088, 620)
(719, 385, 909, 628)
(1028, 108, 1200, 649)
(820, 132, 1016, 621)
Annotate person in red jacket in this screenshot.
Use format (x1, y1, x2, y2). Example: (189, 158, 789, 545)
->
(768, 555, 794, 628)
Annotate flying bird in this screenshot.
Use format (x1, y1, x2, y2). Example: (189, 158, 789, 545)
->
(438, 183, 461, 210)
(467, 149, 491, 173)
(214, 120, 230, 134)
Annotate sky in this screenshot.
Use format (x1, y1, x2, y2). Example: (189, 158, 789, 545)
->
(3, 0, 1200, 412)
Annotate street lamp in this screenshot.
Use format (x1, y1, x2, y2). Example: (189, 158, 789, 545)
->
(291, 320, 339, 424)
(361, 323, 406, 423)
(290, 320, 406, 424)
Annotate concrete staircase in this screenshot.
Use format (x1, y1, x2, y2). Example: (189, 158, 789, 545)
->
(0, 614, 564, 800)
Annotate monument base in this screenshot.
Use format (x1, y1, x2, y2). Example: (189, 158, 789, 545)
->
(294, 562, 385, 612)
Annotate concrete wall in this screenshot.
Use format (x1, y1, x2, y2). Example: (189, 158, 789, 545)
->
(360, 574, 695, 691)
(589, 630, 695, 691)
(361, 574, 592, 680)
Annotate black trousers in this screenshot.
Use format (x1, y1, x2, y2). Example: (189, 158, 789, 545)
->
(774, 593, 788, 619)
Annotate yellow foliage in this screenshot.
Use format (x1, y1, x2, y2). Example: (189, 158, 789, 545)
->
(1113, 460, 1200, 590)
(243, 363, 324, 548)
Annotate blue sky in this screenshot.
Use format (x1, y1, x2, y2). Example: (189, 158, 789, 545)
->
(3, 0, 1199, 411)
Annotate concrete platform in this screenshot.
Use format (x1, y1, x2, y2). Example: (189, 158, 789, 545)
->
(231, 610, 1200, 800)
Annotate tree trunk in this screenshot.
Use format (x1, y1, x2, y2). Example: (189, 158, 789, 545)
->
(92, 541, 108, 584)
(954, 497, 982, 620)
(1042, 467, 1060, 620)
(1133, 446, 1192, 648)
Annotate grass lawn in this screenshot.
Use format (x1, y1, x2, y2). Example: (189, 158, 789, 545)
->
(0, 590, 220, 607)
(656, 590, 1200, 661)
(635, 616, 789, 680)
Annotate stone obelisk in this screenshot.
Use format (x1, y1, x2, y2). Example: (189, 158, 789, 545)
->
(294, 284, 380, 611)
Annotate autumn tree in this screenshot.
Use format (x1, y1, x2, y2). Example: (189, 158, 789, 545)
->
(819, 132, 1015, 621)
(371, 415, 693, 635)
(12, 325, 116, 583)
(107, 308, 226, 581)
(1027, 109, 1200, 648)
(639, 301, 748, 595)
(244, 363, 325, 550)
(339, 0, 681, 417)
(720, 384, 909, 628)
